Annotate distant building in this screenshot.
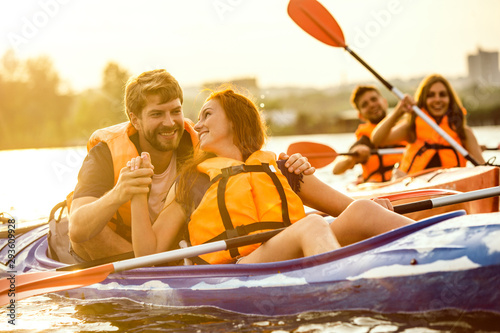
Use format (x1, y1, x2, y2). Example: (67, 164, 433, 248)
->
(468, 48, 500, 84)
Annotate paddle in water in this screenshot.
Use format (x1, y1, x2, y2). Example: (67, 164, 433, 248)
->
(287, 141, 403, 168)
(287, 0, 480, 166)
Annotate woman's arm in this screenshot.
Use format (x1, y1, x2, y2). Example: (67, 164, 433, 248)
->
(463, 126, 486, 164)
(131, 183, 187, 257)
(371, 111, 411, 147)
(298, 174, 354, 217)
(371, 96, 414, 146)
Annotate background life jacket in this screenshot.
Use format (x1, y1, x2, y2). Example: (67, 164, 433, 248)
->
(68, 119, 198, 241)
(399, 110, 466, 174)
(187, 150, 306, 264)
(355, 123, 404, 182)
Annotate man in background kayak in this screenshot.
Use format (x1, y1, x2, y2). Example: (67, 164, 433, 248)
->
(332, 85, 411, 183)
(67, 69, 313, 261)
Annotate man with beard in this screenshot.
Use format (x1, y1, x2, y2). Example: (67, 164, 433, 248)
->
(68, 69, 313, 261)
(332, 85, 411, 183)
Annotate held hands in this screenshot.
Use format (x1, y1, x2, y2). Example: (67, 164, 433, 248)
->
(279, 152, 315, 175)
(114, 152, 154, 204)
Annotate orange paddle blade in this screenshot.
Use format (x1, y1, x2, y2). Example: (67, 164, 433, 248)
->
(287, 141, 338, 168)
(0, 263, 114, 306)
(288, 0, 346, 48)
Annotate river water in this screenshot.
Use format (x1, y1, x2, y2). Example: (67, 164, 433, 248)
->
(1, 127, 499, 332)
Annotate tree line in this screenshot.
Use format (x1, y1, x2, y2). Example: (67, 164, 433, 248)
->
(0, 50, 130, 150)
(1, 50, 499, 150)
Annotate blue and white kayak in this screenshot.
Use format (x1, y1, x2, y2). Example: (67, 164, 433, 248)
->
(1, 210, 500, 315)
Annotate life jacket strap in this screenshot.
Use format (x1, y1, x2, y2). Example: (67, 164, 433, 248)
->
(406, 142, 460, 174)
(363, 154, 394, 182)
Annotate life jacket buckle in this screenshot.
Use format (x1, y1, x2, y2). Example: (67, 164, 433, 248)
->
(221, 164, 246, 178)
(226, 225, 248, 239)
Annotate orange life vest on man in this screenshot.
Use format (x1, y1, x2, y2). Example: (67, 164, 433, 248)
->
(187, 150, 306, 264)
(76, 119, 198, 240)
(399, 110, 467, 174)
(355, 123, 404, 182)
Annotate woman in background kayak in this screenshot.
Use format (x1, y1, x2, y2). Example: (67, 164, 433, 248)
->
(129, 88, 414, 264)
(371, 74, 485, 178)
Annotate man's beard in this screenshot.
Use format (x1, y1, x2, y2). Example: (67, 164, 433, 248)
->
(145, 125, 184, 152)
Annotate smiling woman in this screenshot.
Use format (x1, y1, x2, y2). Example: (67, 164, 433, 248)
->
(371, 73, 486, 177)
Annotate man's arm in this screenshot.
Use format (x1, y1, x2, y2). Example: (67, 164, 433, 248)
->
(70, 222, 133, 261)
(67, 143, 153, 260)
(332, 137, 372, 175)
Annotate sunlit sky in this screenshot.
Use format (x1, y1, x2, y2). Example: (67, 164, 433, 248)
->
(1, 0, 500, 92)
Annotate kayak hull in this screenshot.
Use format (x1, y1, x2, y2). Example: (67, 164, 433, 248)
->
(349, 166, 499, 220)
(2, 210, 500, 315)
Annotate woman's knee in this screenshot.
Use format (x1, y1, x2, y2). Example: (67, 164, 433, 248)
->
(295, 214, 330, 232)
(345, 199, 378, 217)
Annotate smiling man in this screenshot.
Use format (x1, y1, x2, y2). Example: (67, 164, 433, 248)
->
(68, 69, 199, 261)
(332, 85, 407, 183)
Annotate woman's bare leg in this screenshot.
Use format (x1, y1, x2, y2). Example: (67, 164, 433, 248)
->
(239, 214, 340, 264)
(330, 199, 413, 246)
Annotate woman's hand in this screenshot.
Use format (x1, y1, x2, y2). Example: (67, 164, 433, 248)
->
(371, 198, 394, 211)
(278, 152, 315, 175)
(393, 94, 415, 117)
(127, 152, 155, 171)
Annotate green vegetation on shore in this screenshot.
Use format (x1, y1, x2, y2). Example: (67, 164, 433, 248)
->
(1, 51, 499, 150)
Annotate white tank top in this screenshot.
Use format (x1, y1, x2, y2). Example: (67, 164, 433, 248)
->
(148, 153, 177, 223)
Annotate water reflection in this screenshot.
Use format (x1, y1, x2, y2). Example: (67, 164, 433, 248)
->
(2, 295, 500, 332)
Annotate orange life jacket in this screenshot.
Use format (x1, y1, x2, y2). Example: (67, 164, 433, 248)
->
(70, 120, 198, 241)
(355, 123, 404, 182)
(399, 110, 466, 174)
(187, 150, 306, 264)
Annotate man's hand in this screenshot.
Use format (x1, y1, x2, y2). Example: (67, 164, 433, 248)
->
(279, 152, 315, 175)
(113, 153, 154, 204)
(350, 145, 371, 164)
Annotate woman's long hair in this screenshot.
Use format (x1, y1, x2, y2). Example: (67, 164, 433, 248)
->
(175, 87, 267, 214)
(409, 74, 466, 142)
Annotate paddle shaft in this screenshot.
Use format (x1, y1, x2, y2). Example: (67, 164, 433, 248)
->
(394, 186, 500, 214)
(346, 148, 403, 156)
(64, 228, 285, 273)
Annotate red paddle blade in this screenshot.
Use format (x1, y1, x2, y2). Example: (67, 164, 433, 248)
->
(287, 141, 338, 168)
(0, 263, 114, 306)
(288, 0, 346, 48)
